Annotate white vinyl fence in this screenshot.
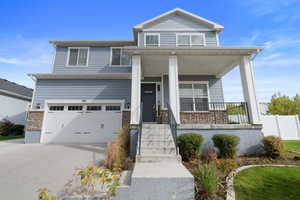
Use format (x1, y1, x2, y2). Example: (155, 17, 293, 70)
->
(261, 115, 300, 140)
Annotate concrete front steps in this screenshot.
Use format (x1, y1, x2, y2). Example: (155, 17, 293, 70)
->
(117, 124, 195, 200)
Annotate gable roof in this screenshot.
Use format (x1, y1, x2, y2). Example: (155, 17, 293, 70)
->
(133, 8, 224, 31)
(0, 78, 33, 100)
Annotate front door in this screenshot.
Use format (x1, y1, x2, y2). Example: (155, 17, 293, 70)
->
(141, 83, 156, 122)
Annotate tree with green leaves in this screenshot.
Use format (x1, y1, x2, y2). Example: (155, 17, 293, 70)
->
(268, 93, 300, 119)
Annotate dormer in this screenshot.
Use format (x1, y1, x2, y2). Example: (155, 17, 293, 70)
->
(133, 8, 223, 47)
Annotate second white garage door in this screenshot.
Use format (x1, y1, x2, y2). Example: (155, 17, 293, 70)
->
(41, 103, 122, 144)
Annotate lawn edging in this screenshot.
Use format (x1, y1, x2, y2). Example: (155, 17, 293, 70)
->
(226, 164, 300, 200)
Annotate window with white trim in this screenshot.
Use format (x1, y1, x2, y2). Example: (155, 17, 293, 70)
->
(179, 83, 209, 111)
(145, 33, 159, 46)
(67, 48, 89, 66)
(111, 48, 131, 66)
(176, 33, 205, 46)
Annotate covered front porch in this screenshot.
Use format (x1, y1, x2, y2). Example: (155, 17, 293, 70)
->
(126, 47, 263, 126)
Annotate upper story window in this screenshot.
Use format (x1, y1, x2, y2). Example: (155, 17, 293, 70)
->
(176, 33, 205, 47)
(111, 47, 131, 66)
(145, 33, 160, 47)
(67, 47, 89, 66)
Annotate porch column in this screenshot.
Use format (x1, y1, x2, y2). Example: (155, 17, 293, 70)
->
(130, 55, 141, 125)
(168, 55, 181, 123)
(239, 56, 261, 124)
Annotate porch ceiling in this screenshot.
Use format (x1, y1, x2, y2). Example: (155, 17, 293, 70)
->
(125, 47, 263, 77)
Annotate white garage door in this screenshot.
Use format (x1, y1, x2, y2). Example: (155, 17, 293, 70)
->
(41, 103, 122, 144)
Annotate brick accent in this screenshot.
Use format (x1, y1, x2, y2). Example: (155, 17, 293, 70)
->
(159, 109, 228, 124)
(180, 111, 228, 124)
(122, 110, 131, 127)
(26, 111, 44, 131)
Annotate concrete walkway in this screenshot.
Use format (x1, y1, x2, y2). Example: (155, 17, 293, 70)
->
(0, 139, 106, 200)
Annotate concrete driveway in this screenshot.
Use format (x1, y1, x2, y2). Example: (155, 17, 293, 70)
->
(0, 139, 106, 200)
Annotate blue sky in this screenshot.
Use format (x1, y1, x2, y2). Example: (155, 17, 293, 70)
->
(0, 0, 299, 102)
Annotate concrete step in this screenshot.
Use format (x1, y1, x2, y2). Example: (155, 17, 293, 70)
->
(136, 154, 181, 163)
(140, 147, 176, 154)
(141, 140, 175, 147)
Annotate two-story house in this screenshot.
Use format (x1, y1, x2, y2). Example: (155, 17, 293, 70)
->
(25, 8, 263, 156)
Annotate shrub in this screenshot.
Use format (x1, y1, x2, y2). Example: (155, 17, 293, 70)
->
(212, 134, 240, 158)
(105, 126, 129, 170)
(193, 162, 220, 199)
(178, 133, 204, 161)
(0, 120, 15, 136)
(11, 124, 25, 136)
(216, 159, 238, 175)
(263, 136, 285, 158)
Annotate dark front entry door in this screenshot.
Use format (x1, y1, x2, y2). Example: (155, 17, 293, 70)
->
(141, 83, 156, 122)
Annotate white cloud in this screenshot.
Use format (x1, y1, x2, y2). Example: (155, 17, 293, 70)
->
(0, 35, 52, 88)
(0, 35, 52, 66)
(238, 0, 298, 17)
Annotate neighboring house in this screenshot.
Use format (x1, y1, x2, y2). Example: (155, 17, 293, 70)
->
(25, 8, 264, 151)
(0, 78, 33, 125)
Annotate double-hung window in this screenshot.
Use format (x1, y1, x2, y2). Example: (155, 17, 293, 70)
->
(176, 33, 205, 46)
(145, 33, 160, 47)
(67, 47, 89, 66)
(179, 83, 209, 111)
(111, 47, 131, 66)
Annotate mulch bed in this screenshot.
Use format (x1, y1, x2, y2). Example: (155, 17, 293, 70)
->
(184, 151, 300, 200)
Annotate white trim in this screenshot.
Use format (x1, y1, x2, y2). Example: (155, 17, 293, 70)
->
(51, 45, 56, 73)
(30, 80, 37, 109)
(134, 8, 224, 30)
(143, 28, 213, 32)
(144, 33, 160, 47)
(140, 82, 162, 113)
(176, 33, 206, 47)
(45, 99, 125, 109)
(137, 32, 140, 47)
(65, 47, 90, 67)
(110, 47, 132, 67)
(161, 74, 165, 108)
(215, 33, 220, 46)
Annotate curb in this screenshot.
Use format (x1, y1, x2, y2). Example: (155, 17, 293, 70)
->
(226, 164, 300, 200)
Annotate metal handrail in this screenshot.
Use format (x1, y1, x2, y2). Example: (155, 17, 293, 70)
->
(167, 103, 178, 155)
(138, 103, 143, 155)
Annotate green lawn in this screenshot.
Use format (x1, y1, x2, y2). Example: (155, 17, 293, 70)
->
(234, 166, 300, 200)
(284, 140, 300, 151)
(0, 135, 24, 141)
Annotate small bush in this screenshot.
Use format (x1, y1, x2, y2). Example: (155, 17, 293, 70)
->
(216, 159, 238, 175)
(193, 162, 220, 199)
(178, 133, 204, 161)
(105, 126, 129, 170)
(263, 136, 285, 158)
(11, 124, 25, 136)
(212, 134, 240, 158)
(0, 120, 15, 136)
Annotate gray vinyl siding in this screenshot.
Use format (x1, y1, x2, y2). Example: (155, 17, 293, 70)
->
(32, 79, 131, 109)
(53, 46, 132, 74)
(139, 31, 218, 47)
(163, 75, 224, 107)
(143, 14, 213, 30)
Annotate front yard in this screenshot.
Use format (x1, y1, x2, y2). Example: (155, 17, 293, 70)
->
(284, 140, 300, 152)
(0, 135, 24, 141)
(234, 166, 300, 200)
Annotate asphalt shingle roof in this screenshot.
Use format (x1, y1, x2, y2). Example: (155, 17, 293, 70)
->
(0, 78, 33, 98)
